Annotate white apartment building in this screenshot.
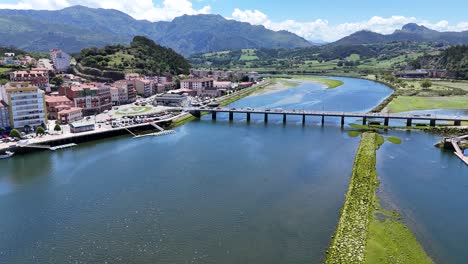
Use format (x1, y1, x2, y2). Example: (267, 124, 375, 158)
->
(1, 82, 47, 129)
(50, 48, 71, 72)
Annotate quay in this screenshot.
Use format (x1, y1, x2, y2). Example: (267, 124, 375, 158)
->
(0, 114, 185, 154)
(186, 107, 468, 127)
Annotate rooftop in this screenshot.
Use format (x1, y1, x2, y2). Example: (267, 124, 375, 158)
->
(59, 107, 82, 114)
(45, 95, 71, 104)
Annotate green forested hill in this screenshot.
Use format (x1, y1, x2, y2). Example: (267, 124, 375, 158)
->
(73, 36, 191, 82)
(416, 45, 468, 79)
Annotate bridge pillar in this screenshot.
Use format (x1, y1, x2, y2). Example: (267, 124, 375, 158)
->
(283, 114, 287, 124)
(384, 117, 389, 126)
(362, 117, 367, 125)
(211, 111, 216, 120)
(229, 112, 234, 121)
(341, 116, 345, 127)
(246, 112, 251, 122)
(264, 113, 268, 123)
(321, 115, 325, 125)
(454, 120, 461, 126)
(192, 111, 201, 118)
(302, 114, 306, 125)
(406, 118, 412, 127)
(430, 119, 436, 127)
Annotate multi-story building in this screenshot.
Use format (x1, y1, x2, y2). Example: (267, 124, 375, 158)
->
(181, 78, 219, 97)
(114, 80, 137, 104)
(181, 78, 213, 92)
(0, 82, 47, 129)
(50, 48, 71, 72)
(45, 95, 74, 120)
(10, 70, 49, 90)
(59, 83, 112, 116)
(57, 107, 82, 124)
(0, 100, 11, 129)
(134, 79, 153, 98)
(110, 87, 119, 105)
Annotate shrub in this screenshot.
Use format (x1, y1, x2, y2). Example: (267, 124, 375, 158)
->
(9, 129, 21, 139)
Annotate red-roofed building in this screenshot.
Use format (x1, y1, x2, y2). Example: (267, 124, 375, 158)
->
(59, 83, 111, 115)
(45, 95, 74, 120)
(58, 107, 82, 124)
(10, 70, 49, 90)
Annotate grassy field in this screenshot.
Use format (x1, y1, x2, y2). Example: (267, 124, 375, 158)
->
(387, 96, 468, 112)
(239, 49, 258, 61)
(434, 80, 468, 91)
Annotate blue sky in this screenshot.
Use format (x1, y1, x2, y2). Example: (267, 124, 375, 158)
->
(196, 0, 468, 24)
(0, 0, 467, 41)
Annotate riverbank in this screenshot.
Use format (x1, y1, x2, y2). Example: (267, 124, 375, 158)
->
(325, 132, 432, 264)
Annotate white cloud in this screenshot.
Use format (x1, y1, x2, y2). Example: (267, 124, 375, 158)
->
(0, 0, 212, 22)
(231, 9, 468, 42)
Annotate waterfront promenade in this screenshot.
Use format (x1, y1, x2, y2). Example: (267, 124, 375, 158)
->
(0, 113, 187, 153)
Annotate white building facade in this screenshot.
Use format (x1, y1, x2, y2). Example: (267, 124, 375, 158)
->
(1, 82, 47, 129)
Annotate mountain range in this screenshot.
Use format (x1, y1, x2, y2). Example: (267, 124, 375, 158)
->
(1, 6, 468, 56)
(0, 5, 312, 56)
(333, 23, 468, 45)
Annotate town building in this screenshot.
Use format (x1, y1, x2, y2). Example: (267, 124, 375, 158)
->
(134, 79, 153, 97)
(198, 87, 221, 98)
(45, 95, 74, 120)
(125, 73, 140, 80)
(248, 72, 260, 82)
(394, 69, 448, 79)
(181, 78, 216, 97)
(214, 81, 233, 89)
(50, 48, 71, 72)
(59, 83, 112, 116)
(58, 107, 82, 124)
(155, 82, 175, 94)
(110, 87, 119, 106)
(114, 80, 137, 104)
(0, 82, 47, 130)
(154, 94, 188, 106)
(69, 122, 95, 133)
(10, 70, 49, 90)
(0, 100, 11, 129)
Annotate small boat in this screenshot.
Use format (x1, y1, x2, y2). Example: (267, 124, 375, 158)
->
(0, 151, 14, 159)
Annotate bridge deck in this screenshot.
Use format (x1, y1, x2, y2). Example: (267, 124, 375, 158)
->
(186, 107, 468, 122)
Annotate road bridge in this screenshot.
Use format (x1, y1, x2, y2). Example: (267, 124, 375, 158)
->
(186, 107, 468, 127)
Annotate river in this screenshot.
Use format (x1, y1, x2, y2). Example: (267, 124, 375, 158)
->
(0, 77, 466, 263)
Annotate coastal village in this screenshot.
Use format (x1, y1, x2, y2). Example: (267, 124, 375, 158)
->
(0, 49, 261, 152)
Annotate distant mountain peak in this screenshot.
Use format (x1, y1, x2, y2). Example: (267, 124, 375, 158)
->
(401, 23, 432, 33)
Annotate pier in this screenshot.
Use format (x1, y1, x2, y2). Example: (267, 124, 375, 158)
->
(187, 107, 468, 127)
(448, 135, 468, 165)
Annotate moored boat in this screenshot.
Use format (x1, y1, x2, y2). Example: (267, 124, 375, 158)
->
(0, 151, 14, 159)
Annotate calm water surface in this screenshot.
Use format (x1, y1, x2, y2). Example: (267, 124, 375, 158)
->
(0, 77, 466, 263)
